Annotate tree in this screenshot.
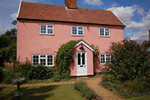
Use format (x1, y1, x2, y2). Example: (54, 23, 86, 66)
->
(103, 38, 149, 82)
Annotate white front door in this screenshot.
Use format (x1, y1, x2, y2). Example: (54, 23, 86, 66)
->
(76, 52, 87, 76)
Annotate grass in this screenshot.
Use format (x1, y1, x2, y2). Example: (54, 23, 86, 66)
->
(126, 95, 150, 100)
(0, 84, 85, 100)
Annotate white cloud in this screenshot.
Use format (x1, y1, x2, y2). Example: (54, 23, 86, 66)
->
(127, 11, 150, 30)
(111, 2, 118, 7)
(107, 6, 136, 24)
(130, 30, 149, 42)
(127, 33, 132, 36)
(137, 8, 145, 16)
(84, 0, 103, 6)
(11, 13, 18, 20)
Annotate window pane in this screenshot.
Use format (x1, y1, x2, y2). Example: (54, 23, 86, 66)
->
(100, 54, 105, 63)
(82, 53, 85, 65)
(47, 55, 53, 65)
(48, 25, 53, 28)
(48, 29, 53, 34)
(72, 27, 77, 35)
(105, 28, 109, 31)
(33, 55, 39, 65)
(78, 30, 83, 35)
(40, 59, 46, 65)
(78, 53, 80, 65)
(40, 55, 45, 57)
(100, 28, 104, 36)
(78, 27, 83, 29)
(41, 25, 46, 33)
(105, 32, 109, 36)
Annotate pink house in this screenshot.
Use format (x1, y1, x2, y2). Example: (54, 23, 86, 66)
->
(17, 0, 125, 76)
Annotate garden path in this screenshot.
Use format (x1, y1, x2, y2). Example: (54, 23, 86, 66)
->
(84, 76, 124, 100)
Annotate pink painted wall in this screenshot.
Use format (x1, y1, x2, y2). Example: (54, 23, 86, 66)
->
(17, 20, 124, 75)
(70, 43, 93, 76)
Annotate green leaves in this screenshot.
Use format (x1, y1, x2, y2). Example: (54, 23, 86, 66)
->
(55, 40, 78, 79)
(103, 38, 150, 82)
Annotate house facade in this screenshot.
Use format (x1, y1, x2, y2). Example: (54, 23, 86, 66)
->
(17, 0, 125, 76)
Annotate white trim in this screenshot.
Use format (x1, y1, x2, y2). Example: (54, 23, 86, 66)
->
(75, 40, 95, 51)
(32, 54, 54, 67)
(65, 6, 78, 11)
(17, 0, 22, 18)
(40, 25, 54, 35)
(111, 11, 125, 26)
(71, 26, 84, 36)
(99, 28, 110, 37)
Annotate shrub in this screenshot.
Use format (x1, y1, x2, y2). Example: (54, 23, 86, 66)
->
(85, 90, 97, 100)
(74, 81, 97, 100)
(4, 68, 24, 84)
(133, 81, 145, 93)
(20, 63, 54, 81)
(53, 71, 61, 82)
(0, 68, 4, 82)
(74, 81, 87, 91)
(103, 38, 149, 82)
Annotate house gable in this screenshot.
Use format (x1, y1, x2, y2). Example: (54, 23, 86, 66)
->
(75, 40, 95, 52)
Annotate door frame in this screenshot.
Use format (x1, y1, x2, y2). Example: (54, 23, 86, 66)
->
(76, 51, 87, 76)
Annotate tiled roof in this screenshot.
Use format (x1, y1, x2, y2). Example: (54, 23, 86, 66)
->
(18, 1, 125, 27)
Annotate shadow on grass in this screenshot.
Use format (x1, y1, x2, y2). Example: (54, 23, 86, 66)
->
(0, 85, 58, 100)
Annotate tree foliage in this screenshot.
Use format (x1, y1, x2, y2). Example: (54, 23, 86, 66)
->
(0, 28, 17, 66)
(103, 38, 149, 82)
(55, 40, 78, 79)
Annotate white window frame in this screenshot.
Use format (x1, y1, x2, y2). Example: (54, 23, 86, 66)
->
(99, 28, 110, 37)
(100, 54, 111, 65)
(32, 54, 54, 67)
(40, 25, 54, 35)
(71, 26, 84, 36)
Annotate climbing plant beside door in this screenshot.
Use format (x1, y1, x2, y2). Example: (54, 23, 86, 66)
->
(55, 40, 78, 79)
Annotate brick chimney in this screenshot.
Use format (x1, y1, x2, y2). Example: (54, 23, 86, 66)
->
(65, 0, 77, 9)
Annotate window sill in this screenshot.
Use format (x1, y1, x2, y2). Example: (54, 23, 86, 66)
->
(71, 35, 84, 37)
(40, 33, 54, 36)
(99, 36, 110, 38)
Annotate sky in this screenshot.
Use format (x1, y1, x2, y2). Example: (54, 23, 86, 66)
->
(0, 0, 150, 42)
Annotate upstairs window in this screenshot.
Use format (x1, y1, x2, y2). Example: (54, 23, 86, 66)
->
(32, 54, 54, 67)
(72, 26, 84, 36)
(100, 54, 111, 64)
(100, 28, 110, 37)
(40, 25, 54, 35)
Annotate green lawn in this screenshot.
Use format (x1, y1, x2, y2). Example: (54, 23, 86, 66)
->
(0, 84, 85, 100)
(126, 95, 150, 100)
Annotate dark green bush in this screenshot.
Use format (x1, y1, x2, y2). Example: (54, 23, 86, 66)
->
(85, 90, 97, 100)
(74, 81, 97, 100)
(53, 71, 61, 82)
(0, 68, 4, 82)
(103, 38, 149, 82)
(4, 68, 24, 84)
(20, 63, 54, 81)
(74, 81, 87, 91)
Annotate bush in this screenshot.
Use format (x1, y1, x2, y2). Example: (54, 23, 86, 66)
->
(103, 38, 149, 82)
(74, 81, 97, 100)
(4, 68, 24, 84)
(53, 71, 61, 82)
(0, 68, 4, 82)
(85, 90, 97, 100)
(22, 64, 54, 81)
